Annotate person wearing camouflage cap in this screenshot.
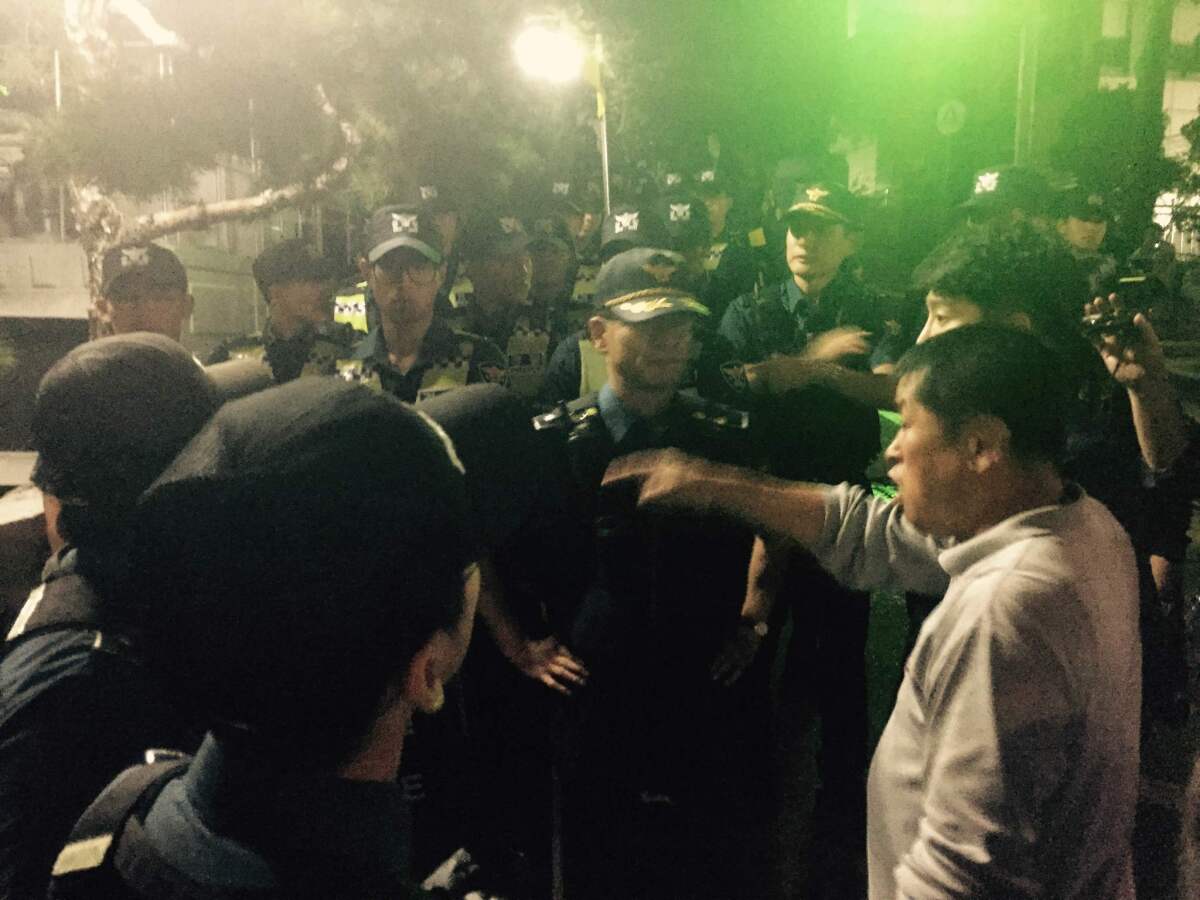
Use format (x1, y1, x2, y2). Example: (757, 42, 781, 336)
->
(205, 239, 355, 383)
(340, 205, 507, 403)
(532, 246, 769, 899)
(97, 244, 193, 344)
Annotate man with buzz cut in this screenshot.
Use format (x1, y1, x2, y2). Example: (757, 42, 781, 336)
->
(607, 324, 1141, 900)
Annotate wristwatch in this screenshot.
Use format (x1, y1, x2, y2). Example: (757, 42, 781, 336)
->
(740, 617, 769, 638)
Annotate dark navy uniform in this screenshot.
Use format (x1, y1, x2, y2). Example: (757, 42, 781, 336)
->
(718, 267, 903, 898)
(537, 387, 770, 900)
(205, 319, 357, 384)
(338, 318, 507, 403)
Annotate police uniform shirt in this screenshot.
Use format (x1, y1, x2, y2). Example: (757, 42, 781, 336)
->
(341, 318, 507, 403)
(718, 271, 904, 483)
(440, 300, 554, 401)
(206, 319, 357, 384)
(537, 385, 755, 665)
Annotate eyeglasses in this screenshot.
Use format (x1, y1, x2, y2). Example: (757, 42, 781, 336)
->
(377, 257, 440, 288)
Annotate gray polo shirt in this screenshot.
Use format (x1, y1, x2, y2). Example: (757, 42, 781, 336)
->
(813, 483, 1140, 899)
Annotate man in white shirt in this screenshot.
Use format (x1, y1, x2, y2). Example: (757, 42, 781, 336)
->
(605, 324, 1140, 899)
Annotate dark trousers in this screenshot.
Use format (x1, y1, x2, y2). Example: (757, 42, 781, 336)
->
(778, 552, 871, 900)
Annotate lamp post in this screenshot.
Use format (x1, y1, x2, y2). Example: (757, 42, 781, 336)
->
(515, 20, 613, 217)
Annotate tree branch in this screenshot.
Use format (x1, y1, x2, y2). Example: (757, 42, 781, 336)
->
(74, 84, 360, 255)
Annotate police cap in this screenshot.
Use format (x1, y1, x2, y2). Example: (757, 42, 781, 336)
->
(365, 204, 444, 265)
(594, 247, 710, 323)
(252, 238, 339, 298)
(100, 243, 189, 298)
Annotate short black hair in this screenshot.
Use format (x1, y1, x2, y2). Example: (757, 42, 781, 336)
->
(913, 220, 1086, 336)
(895, 324, 1070, 467)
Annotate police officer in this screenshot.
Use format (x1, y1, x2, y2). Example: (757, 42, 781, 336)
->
(526, 215, 579, 348)
(535, 247, 770, 900)
(206, 239, 354, 382)
(339, 204, 507, 402)
(718, 180, 902, 899)
(693, 165, 758, 319)
(444, 211, 558, 401)
(959, 163, 1052, 226)
(96, 243, 194, 343)
(541, 203, 670, 403)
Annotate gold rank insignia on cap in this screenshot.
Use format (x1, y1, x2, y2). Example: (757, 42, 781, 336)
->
(805, 186, 830, 203)
(499, 217, 522, 234)
(610, 295, 710, 317)
(419, 185, 438, 200)
(553, 182, 571, 195)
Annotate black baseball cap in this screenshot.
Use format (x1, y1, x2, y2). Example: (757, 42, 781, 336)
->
(599, 204, 667, 259)
(459, 212, 530, 260)
(101, 243, 188, 297)
(594, 247, 711, 323)
(785, 182, 860, 229)
(1058, 187, 1110, 222)
(133, 378, 475, 752)
(252, 239, 339, 297)
(365, 204, 443, 265)
(31, 333, 218, 509)
(659, 194, 712, 252)
(961, 165, 1050, 218)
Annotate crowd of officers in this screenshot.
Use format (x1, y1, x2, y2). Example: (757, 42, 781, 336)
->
(0, 153, 1197, 900)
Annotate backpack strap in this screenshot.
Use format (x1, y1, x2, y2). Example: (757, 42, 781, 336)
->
(50, 757, 190, 898)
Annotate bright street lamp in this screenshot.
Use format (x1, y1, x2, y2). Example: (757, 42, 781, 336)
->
(515, 19, 612, 217)
(514, 23, 585, 84)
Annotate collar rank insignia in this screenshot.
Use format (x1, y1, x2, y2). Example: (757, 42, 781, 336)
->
(419, 185, 438, 200)
(552, 182, 570, 195)
(499, 217, 521, 234)
(392, 213, 419, 233)
(1087, 194, 1104, 206)
(806, 186, 830, 203)
(699, 169, 716, 183)
(665, 173, 682, 186)
(669, 203, 692, 222)
(614, 211, 639, 234)
(641, 261, 677, 284)
(121, 247, 150, 268)
(975, 171, 1000, 194)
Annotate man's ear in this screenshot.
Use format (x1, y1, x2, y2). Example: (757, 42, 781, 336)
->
(95, 296, 113, 325)
(587, 315, 609, 352)
(183, 293, 195, 317)
(964, 416, 1009, 474)
(356, 255, 371, 282)
(403, 640, 446, 715)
